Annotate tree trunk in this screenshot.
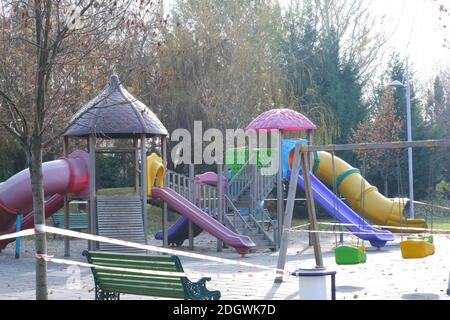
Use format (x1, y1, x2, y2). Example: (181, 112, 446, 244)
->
(27, 137, 48, 300)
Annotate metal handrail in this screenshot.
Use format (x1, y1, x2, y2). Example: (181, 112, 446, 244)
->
(255, 172, 276, 205)
(196, 181, 219, 217)
(166, 170, 221, 219)
(254, 208, 275, 228)
(226, 160, 250, 187)
(224, 194, 253, 235)
(247, 210, 275, 243)
(227, 162, 252, 202)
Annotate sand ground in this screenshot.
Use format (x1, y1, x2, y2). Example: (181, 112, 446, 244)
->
(0, 231, 449, 300)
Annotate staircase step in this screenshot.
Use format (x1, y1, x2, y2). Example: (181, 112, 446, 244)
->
(235, 229, 262, 237)
(251, 240, 275, 249)
(249, 233, 268, 241)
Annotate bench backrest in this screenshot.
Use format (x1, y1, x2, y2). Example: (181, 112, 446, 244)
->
(83, 251, 187, 299)
(52, 212, 88, 229)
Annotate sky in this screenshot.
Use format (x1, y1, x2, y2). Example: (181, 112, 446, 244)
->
(368, 0, 450, 81)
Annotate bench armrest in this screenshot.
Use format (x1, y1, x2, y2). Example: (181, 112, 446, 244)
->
(183, 277, 221, 300)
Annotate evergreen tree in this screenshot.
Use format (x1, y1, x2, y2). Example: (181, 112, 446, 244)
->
(281, 2, 368, 144)
(385, 54, 435, 200)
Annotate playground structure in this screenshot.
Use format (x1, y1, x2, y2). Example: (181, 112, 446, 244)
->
(275, 138, 450, 277)
(0, 150, 89, 250)
(306, 151, 427, 231)
(0, 75, 449, 266)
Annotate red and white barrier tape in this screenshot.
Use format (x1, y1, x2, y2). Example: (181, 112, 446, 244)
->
(287, 223, 311, 230)
(315, 222, 450, 234)
(7, 225, 292, 276)
(288, 228, 413, 237)
(0, 229, 35, 241)
(289, 221, 450, 234)
(35, 254, 279, 279)
(36, 254, 187, 277)
(413, 200, 450, 211)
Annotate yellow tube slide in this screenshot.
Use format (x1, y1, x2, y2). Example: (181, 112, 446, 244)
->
(311, 151, 427, 232)
(146, 153, 165, 196)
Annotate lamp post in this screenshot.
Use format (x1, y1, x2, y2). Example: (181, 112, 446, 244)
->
(389, 59, 414, 219)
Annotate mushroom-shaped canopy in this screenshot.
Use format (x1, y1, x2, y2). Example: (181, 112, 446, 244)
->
(245, 108, 316, 132)
(64, 75, 168, 138)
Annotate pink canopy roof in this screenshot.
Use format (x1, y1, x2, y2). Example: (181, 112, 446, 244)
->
(245, 108, 316, 132)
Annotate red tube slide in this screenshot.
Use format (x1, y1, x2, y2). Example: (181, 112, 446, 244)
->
(0, 150, 89, 249)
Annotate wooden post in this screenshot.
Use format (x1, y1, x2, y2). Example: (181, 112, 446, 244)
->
(307, 130, 314, 166)
(188, 164, 194, 250)
(307, 130, 314, 247)
(88, 134, 97, 251)
(141, 134, 148, 244)
(162, 136, 169, 248)
(276, 130, 284, 249)
(134, 137, 140, 194)
(223, 163, 228, 217)
(15, 211, 21, 259)
(250, 163, 257, 214)
(63, 136, 70, 257)
(300, 146, 323, 268)
(217, 164, 224, 252)
(275, 144, 302, 283)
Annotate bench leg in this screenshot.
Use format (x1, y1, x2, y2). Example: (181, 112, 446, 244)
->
(95, 284, 120, 300)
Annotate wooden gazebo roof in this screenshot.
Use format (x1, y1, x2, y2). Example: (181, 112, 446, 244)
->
(64, 75, 168, 138)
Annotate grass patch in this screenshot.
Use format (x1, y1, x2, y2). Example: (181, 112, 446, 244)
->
(97, 187, 136, 196)
(424, 216, 450, 231)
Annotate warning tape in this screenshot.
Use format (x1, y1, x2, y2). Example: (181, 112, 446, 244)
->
(35, 254, 279, 279)
(413, 201, 450, 212)
(3, 225, 291, 277)
(0, 229, 35, 241)
(36, 254, 187, 277)
(288, 228, 409, 237)
(288, 223, 311, 230)
(288, 221, 450, 234)
(315, 222, 450, 234)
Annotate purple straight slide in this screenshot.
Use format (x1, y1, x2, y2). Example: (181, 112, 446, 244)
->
(154, 215, 203, 246)
(297, 173, 394, 248)
(152, 187, 255, 255)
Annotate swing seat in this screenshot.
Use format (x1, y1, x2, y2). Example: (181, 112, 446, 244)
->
(400, 239, 435, 259)
(406, 235, 433, 244)
(335, 246, 367, 265)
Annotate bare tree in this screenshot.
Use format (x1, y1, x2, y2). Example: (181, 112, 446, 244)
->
(350, 87, 404, 195)
(0, 0, 159, 299)
(313, 0, 388, 84)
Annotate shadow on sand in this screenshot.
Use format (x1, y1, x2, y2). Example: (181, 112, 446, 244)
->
(401, 293, 440, 300)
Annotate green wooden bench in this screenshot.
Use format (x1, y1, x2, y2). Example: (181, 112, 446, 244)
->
(51, 212, 88, 231)
(82, 251, 221, 300)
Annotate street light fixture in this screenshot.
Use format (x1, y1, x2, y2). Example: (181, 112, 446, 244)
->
(389, 80, 405, 88)
(388, 58, 415, 219)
